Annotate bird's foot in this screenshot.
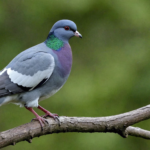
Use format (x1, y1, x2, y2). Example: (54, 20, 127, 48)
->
(43, 111, 60, 125)
(32, 116, 49, 130)
(37, 105, 61, 126)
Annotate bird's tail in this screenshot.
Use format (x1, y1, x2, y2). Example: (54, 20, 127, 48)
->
(0, 97, 9, 106)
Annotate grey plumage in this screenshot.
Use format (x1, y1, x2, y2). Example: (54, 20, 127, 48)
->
(0, 19, 82, 129)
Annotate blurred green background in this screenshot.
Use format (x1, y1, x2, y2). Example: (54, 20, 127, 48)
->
(1, 0, 150, 149)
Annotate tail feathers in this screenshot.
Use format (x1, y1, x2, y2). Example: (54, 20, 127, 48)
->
(0, 95, 18, 106)
(0, 97, 7, 106)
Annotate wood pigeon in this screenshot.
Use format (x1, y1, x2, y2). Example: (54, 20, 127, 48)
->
(0, 19, 82, 129)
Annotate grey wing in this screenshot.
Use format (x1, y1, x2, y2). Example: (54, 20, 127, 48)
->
(0, 51, 55, 97)
(0, 71, 25, 97)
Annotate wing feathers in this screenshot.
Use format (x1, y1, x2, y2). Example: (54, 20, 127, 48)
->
(7, 52, 55, 89)
(0, 51, 55, 97)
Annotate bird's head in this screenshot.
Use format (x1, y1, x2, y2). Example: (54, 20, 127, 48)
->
(50, 20, 82, 43)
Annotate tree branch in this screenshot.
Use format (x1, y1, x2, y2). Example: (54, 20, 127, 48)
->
(126, 126, 150, 139)
(1, 105, 150, 148)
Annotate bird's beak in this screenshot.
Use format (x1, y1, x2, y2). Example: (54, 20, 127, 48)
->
(75, 31, 82, 38)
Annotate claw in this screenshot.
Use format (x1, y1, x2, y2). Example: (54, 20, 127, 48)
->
(55, 116, 61, 126)
(32, 116, 49, 130)
(42, 112, 61, 126)
(38, 105, 61, 126)
(25, 107, 50, 131)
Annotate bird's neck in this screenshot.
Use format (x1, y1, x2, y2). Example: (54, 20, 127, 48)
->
(45, 33, 65, 51)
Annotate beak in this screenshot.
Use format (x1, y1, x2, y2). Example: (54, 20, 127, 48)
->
(75, 31, 82, 38)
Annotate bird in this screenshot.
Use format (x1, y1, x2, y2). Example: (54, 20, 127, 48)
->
(0, 19, 82, 129)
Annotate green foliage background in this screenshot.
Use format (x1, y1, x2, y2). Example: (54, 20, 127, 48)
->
(0, 0, 150, 149)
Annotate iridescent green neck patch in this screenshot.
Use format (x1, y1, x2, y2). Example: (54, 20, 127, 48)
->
(46, 34, 64, 51)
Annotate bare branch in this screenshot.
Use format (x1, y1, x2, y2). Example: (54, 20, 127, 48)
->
(126, 126, 150, 139)
(0, 104, 150, 148)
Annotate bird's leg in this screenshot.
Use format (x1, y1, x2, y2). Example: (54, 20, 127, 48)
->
(37, 105, 60, 125)
(25, 107, 48, 130)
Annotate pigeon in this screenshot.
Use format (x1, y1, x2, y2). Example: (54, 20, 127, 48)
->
(0, 19, 82, 129)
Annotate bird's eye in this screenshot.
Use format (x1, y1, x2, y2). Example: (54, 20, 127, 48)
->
(64, 26, 70, 30)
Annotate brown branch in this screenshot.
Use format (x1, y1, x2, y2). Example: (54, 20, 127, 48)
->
(1, 104, 150, 148)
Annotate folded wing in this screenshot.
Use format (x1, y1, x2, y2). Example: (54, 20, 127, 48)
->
(0, 51, 55, 97)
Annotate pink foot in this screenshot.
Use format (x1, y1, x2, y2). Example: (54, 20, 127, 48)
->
(42, 112, 60, 125)
(38, 105, 60, 125)
(43, 112, 59, 119)
(32, 116, 49, 130)
(25, 107, 49, 130)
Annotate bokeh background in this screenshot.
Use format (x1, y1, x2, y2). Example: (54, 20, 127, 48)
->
(1, 0, 150, 149)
